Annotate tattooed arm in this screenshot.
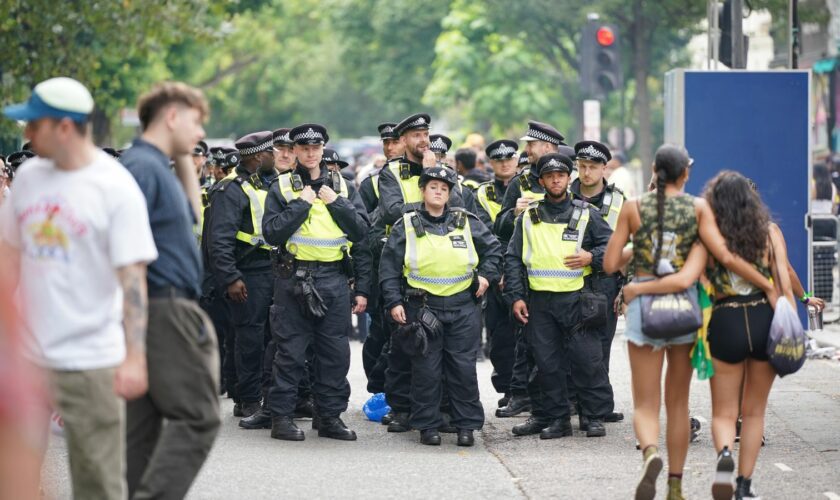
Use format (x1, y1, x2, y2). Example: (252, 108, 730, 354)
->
(114, 262, 149, 400)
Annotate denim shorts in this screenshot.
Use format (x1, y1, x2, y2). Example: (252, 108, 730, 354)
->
(623, 278, 697, 350)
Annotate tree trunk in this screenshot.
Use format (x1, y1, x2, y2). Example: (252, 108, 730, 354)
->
(91, 107, 112, 146)
(631, 0, 653, 183)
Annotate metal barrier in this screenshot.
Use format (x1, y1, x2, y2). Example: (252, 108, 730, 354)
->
(808, 213, 840, 323)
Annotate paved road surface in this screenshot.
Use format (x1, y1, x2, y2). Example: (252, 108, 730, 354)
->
(42, 320, 840, 499)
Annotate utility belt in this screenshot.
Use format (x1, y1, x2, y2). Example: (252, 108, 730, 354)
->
(271, 247, 354, 281)
(402, 284, 476, 309)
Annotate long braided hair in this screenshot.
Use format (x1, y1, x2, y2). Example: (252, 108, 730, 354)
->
(651, 145, 691, 274)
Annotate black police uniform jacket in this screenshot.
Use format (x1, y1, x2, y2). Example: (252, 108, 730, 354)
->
(494, 165, 544, 243)
(379, 205, 503, 311)
(503, 195, 612, 306)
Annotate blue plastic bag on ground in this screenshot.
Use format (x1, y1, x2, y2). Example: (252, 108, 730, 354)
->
(767, 297, 807, 377)
(363, 392, 391, 422)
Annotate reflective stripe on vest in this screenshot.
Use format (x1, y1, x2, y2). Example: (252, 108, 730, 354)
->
(519, 168, 545, 203)
(388, 162, 423, 205)
(599, 188, 624, 230)
(476, 184, 502, 223)
(277, 173, 351, 262)
(371, 173, 380, 199)
(521, 206, 591, 292)
(463, 178, 481, 190)
(403, 212, 478, 296)
(235, 181, 271, 250)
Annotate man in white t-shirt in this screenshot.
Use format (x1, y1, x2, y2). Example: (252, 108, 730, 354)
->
(0, 77, 158, 500)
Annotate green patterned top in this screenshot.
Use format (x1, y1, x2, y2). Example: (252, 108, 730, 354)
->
(633, 192, 698, 275)
(709, 253, 771, 297)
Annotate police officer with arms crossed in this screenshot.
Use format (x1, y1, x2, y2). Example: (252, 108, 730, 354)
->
(504, 153, 613, 439)
(208, 131, 277, 418)
(475, 139, 520, 411)
(568, 140, 625, 425)
(262, 123, 369, 441)
(379, 166, 502, 446)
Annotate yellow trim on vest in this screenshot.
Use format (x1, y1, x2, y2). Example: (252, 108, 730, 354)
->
(521, 206, 591, 292)
(403, 212, 478, 296)
(371, 173, 380, 199)
(276, 173, 351, 262)
(235, 181, 271, 250)
(476, 183, 502, 223)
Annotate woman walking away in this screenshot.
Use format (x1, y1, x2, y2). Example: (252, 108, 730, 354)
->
(604, 145, 775, 500)
(703, 171, 792, 499)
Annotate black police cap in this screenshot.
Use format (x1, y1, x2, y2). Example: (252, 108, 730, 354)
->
(520, 120, 565, 145)
(418, 165, 457, 188)
(378, 122, 398, 140)
(394, 113, 431, 136)
(518, 151, 529, 166)
(429, 134, 452, 155)
(574, 140, 611, 164)
(272, 128, 293, 146)
(290, 124, 329, 145)
(7, 150, 35, 168)
(193, 140, 208, 156)
(537, 153, 573, 176)
(485, 139, 518, 160)
(236, 131, 273, 156)
(323, 148, 349, 168)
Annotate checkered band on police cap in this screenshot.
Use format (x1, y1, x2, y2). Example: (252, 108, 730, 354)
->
(430, 137, 449, 153)
(578, 145, 607, 162)
(239, 138, 273, 156)
(490, 143, 516, 158)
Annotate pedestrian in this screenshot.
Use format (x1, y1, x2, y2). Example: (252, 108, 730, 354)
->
(379, 166, 502, 446)
(503, 153, 613, 440)
(262, 123, 369, 441)
(455, 147, 490, 190)
(121, 81, 221, 499)
(208, 130, 277, 419)
(0, 76, 158, 500)
(475, 139, 520, 412)
(568, 140, 626, 427)
(604, 145, 775, 500)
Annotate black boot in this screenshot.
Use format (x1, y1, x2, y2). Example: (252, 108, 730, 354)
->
(420, 429, 441, 446)
(512, 417, 549, 436)
(497, 393, 511, 408)
(311, 413, 320, 431)
(735, 476, 758, 499)
(585, 419, 606, 438)
(605, 411, 624, 422)
(457, 429, 475, 447)
(241, 401, 261, 418)
(579, 414, 590, 431)
(233, 402, 243, 417)
(495, 395, 531, 418)
(539, 418, 573, 439)
(239, 408, 272, 429)
(294, 397, 314, 419)
(387, 412, 411, 433)
(271, 416, 305, 441)
(381, 411, 394, 426)
(318, 417, 357, 441)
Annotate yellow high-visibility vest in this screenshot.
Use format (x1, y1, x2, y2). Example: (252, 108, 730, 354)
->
(276, 172, 351, 262)
(476, 182, 502, 223)
(235, 179, 272, 251)
(403, 211, 478, 296)
(521, 203, 591, 292)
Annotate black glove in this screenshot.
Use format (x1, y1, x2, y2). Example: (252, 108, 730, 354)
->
(301, 277, 328, 318)
(393, 322, 428, 357)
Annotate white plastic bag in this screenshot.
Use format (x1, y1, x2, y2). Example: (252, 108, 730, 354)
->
(767, 297, 806, 377)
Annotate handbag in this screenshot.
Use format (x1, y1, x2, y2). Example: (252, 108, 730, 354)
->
(640, 259, 702, 340)
(766, 232, 807, 376)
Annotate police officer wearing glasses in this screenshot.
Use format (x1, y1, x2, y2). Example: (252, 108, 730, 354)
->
(379, 166, 502, 446)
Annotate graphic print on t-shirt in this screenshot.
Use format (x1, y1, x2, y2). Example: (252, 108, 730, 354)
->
(19, 195, 88, 262)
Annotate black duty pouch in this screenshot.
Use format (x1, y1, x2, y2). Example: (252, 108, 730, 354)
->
(417, 307, 443, 340)
(272, 248, 296, 279)
(340, 245, 354, 281)
(580, 280, 608, 329)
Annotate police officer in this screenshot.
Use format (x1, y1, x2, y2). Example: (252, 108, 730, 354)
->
(208, 131, 277, 418)
(504, 153, 613, 439)
(429, 134, 452, 163)
(324, 148, 354, 182)
(6, 150, 35, 178)
(379, 166, 502, 446)
(495, 121, 571, 420)
(272, 127, 296, 173)
(568, 140, 625, 425)
(262, 123, 369, 441)
(475, 140, 520, 411)
(358, 122, 403, 214)
(193, 139, 209, 182)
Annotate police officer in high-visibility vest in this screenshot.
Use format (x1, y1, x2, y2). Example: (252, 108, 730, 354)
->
(208, 131, 276, 419)
(568, 140, 625, 426)
(360, 122, 403, 396)
(358, 122, 403, 215)
(262, 123, 370, 441)
(379, 166, 502, 446)
(474, 139, 520, 412)
(495, 121, 568, 421)
(504, 153, 613, 439)
(272, 127, 296, 174)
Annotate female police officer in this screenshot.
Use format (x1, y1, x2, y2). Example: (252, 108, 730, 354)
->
(379, 166, 502, 446)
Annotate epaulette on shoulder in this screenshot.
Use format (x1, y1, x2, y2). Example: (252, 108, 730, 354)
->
(571, 199, 590, 209)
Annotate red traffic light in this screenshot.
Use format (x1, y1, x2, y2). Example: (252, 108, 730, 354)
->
(596, 26, 615, 46)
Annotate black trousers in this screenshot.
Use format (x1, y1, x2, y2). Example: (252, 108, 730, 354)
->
(384, 329, 412, 413)
(405, 291, 484, 431)
(201, 292, 237, 399)
(268, 267, 352, 418)
(362, 264, 389, 394)
(228, 271, 273, 404)
(262, 339, 313, 404)
(527, 291, 611, 421)
(486, 284, 517, 395)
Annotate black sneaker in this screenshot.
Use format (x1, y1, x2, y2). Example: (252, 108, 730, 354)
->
(735, 476, 758, 499)
(512, 417, 549, 436)
(712, 446, 735, 500)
